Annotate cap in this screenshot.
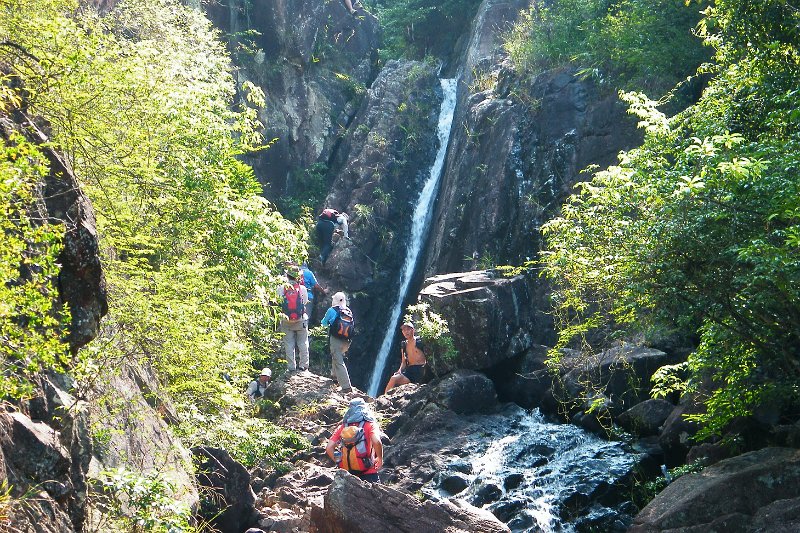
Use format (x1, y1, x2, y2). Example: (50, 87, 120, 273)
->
(349, 397, 366, 406)
(401, 321, 415, 329)
(260, 368, 272, 377)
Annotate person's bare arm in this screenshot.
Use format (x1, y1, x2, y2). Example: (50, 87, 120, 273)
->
(371, 432, 383, 469)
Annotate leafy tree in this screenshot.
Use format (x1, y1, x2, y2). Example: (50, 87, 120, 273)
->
(542, 0, 800, 438)
(505, 0, 710, 94)
(1, 0, 308, 455)
(364, 0, 483, 61)
(0, 95, 70, 399)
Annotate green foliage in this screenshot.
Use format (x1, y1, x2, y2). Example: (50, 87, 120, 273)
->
(175, 410, 308, 469)
(94, 468, 193, 533)
(543, 0, 800, 438)
(504, 0, 711, 94)
(276, 163, 329, 221)
(404, 302, 457, 376)
(0, 103, 70, 400)
(364, 0, 483, 61)
(1, 0, 307, 417)
(632, 460, 705, 509)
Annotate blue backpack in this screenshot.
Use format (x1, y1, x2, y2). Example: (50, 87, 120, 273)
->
(331, 306, 355, 339)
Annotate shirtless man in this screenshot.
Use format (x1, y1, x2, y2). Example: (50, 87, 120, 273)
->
(384, 321, 427, 394)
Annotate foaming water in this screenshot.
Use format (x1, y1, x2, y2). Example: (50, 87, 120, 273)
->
(430, 406, 639, 532)
(367, 78, 458, 396)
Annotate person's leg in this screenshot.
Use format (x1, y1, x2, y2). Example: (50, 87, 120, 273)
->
(316, 221, 334, 264)
(330, 336, 352, 390)
(384, 373, 410, 394)
(282, 321, 297, 370)
(342, 0, 356, 14)
(298, 323, 310, 370)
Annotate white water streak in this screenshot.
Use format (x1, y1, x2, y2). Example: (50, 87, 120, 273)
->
(367, 78, 457, 396)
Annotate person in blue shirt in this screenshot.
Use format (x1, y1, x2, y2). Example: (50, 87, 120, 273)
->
(321, 291, 353, 393)
(300, 261, 326, 322)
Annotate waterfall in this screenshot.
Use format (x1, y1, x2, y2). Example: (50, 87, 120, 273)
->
(367, 78, 458, 396)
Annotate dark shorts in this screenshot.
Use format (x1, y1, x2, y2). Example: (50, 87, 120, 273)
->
(401, 364, 425, 384)
(355, 472, 380, 483)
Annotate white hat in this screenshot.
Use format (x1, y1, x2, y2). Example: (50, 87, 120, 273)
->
(331, 291, 347, 307)
(260, 368, 272, 377)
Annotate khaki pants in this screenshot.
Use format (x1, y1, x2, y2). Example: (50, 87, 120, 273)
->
(329, 335, 352, 390)
(281, 319, 309, 370)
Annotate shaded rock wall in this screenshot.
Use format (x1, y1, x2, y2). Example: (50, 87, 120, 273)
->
(418, 270, 553, 374)
(423, 0, 640, 275)
(203, 0, 380, 197)
(313, 60, 443, 386)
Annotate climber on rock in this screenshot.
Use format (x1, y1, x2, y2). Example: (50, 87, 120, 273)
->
(341, 0, 360, 15)
(315, 208, 349, 266)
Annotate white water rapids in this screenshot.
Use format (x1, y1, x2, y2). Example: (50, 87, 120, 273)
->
(367, 78, 458, 396)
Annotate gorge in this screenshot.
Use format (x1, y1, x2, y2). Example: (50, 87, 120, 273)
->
(2, 1, 800, 532)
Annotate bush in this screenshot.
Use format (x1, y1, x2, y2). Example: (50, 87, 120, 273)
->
(505, 0, 711, 94)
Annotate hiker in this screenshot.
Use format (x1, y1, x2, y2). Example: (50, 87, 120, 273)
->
(384, 321, 427, 394)
(300, 261, 326, 321)
(316, 208, 349, 265)
(278, 267, 310, 372)
(246, 368, 272, 403)
(326, 398, 383, 482)
(321, 291, 354, 393)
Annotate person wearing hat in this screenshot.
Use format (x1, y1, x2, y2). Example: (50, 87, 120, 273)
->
(326, 398, 383, 483)
(277, 267, 310, 372)
(383, 320, 427, 395)
(246, 368, 272, 402)
(320, 291, 354, 393)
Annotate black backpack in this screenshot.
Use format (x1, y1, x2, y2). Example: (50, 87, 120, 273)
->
(330, 306, 355, 339)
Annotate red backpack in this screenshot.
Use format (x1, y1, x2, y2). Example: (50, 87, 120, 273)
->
(282, 283, 303, 321)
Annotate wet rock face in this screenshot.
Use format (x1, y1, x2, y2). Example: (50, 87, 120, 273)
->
(314, 60, 443, 385)
(423, 0, 640, 275)
(203, 0, 379, 197)
(630, 447, 800, 532)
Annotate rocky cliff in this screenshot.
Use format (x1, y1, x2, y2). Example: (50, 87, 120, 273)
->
(203, 0, 380, 198)
(310, 59, 445, 386)
(424, 0, 640, 276)
(0, 91, 196, 532)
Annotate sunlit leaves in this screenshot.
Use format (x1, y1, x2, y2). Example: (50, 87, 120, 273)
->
(0, 125, 70, 399)
(1, 0, 307, 414)
(543, 0, 800, 436)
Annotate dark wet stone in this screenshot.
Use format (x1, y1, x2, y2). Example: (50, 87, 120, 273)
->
(503, 473, 525, 490)
(441, 473, 470, 495)
(471, 482, 504, 506)
(490, 498, 526, 522)
(448, 459, 473, 474)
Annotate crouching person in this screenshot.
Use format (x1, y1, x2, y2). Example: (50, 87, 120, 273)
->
(326, 398, 383, 483)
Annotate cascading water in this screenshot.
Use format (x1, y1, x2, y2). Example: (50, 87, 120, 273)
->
(367, 78, 457, 396)
(424, 405, 640, 532)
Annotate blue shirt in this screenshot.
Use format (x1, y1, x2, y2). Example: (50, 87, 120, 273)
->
(301, 267, 318, 301)
(321, 307, 339, 327)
